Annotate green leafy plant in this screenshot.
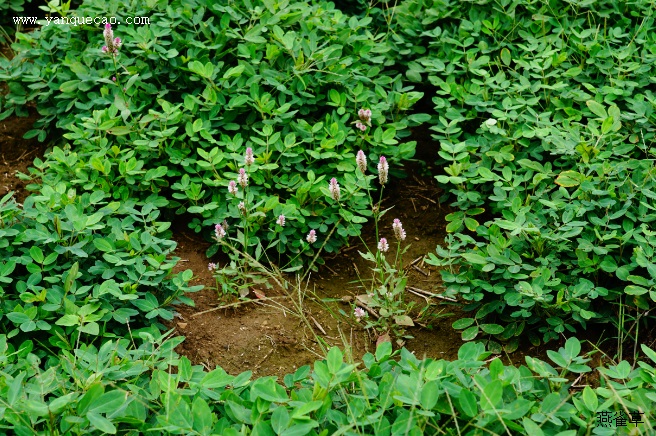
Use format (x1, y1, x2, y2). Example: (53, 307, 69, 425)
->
(406, 0, 656, 348)
(2, 335, 654, 435)
(1, 0, 425, 266)
(0, 186, 201, 355)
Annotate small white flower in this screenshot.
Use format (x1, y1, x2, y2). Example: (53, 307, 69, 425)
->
(354, 307, 367, 319)
(208, 262, 217, 271)
(238, 201, 246, 215)
(485, 118, 497, 127)
(378, 238, 389, 253)
(306, 229, 317, 244)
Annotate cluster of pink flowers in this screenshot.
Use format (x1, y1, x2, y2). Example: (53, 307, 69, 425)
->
(102, 23, 121, 56)
(306, 229, 317, 244)
(208, 262, 217, 271)
(276, 215, 285, 227)
(378, 238, 389, 253)
(356, 108, 372, 131)
(354, 307, 367, 319)
(226, 148, 253, 196)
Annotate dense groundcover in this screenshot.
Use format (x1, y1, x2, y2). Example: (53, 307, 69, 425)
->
(1, 0, 656, 434)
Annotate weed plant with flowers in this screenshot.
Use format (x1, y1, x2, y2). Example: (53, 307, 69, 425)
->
(324, 146, 416, 340)
(207, 148, 326, 299)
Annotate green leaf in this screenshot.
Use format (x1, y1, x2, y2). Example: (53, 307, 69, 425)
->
(452, 318, 475, 329)
(420, 380, 439, 410)
(500, 48, 511, 66)
(625, 285, 648, 295)
(586, 100, 607, 118)
(106, 126, 132, 136)
(480, 324, 504, 335)
(464, 217, 479, 231)
(327, 347, 343, 374)
(461, 252, 487, 265)
(376, 341, 392, 361)
(480, 380, 502, 410)
(522, 418, 545, 436)
(461, 326, 479, 341)
(192, 397, 214, 434)
(8, 372, 26, 406)
(446, 220, 462, 233)
(90, 391, 128, 414)
(79, 321, 100, 335)
(582, 386, 598, 412)
(459, 389, 478, 418)
(394, 315, 414, 327)
(271, 406, 290, 434)
(29, 246, 44, 263)
(93, 238, 114, 252)
(87, 411, 117, 434)
(601, 116, 613, 135)
(223, 65, 244, 79)
(555, 170, 584, 188)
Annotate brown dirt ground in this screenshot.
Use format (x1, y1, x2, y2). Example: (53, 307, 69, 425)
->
(0, 107, 46, 203)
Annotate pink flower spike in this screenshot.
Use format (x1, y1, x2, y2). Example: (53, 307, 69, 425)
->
(378, 238, 389, 253)
(214, 224, 226, 240)
(356, 150, 367, 174)
(392, 219, 406, 241)
(208, 262, 217, 271)
(306, 229, 317, 244)
(354, 307, 367, 319)
(228, 180, 238, 195)
(102, 23, 120, 56)
(378, 156, 389, 185)
(276, 215, 285, 227)
(244, 147, 254, 166)
(238, 168, 248, 188)
(329, 178, 340, 202)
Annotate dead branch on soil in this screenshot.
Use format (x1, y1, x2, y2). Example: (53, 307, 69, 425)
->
(190, 296, 289, 317)
(407, 286, 457, 302)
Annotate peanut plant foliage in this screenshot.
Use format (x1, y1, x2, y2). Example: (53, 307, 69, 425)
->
(0, 0, 655, 434)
